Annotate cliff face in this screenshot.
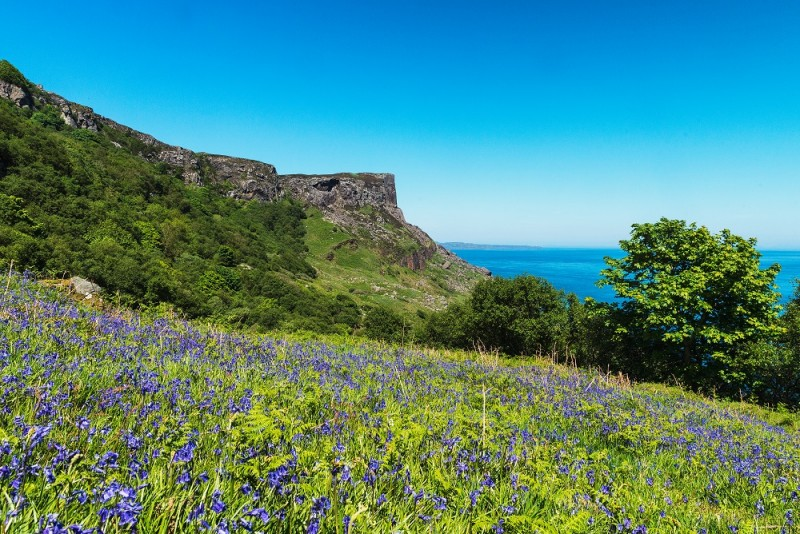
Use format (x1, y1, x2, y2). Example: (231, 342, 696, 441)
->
(0, 76, 475, 274)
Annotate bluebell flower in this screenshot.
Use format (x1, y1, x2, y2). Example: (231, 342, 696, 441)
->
(172, 441, 196, 463)
(311, 496, 331, 517)
(187, 504, 204, 522)
(211, 491, 226, 513)
(248, 508, 270, 522)
(470, 489, 481, 507)
(117, 498, 143, 526)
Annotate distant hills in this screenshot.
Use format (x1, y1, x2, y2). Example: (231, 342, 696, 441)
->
(440, 242, 542, 251)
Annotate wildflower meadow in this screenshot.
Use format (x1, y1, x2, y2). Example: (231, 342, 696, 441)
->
(0, 272, 797, 533)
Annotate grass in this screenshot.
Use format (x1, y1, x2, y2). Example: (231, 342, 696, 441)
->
(0, 272, 798, 533)
(303, 208, 481, 317)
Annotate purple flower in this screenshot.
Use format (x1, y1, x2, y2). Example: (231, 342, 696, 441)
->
(27, 424, 52, 449)
(117, 498, 143, 526)
(311, 496, 331, 518)
(340, 465, 352, 484)
(211, 491, 226, 513)
(470, 489, 481, 507)
(248, 508, 270, 522)
(172, 441, 196, 463)
(187, 504, 204, 522)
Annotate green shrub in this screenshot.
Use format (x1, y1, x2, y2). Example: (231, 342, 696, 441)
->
(0, 59, 30, 88)
(363, 306, 404, 342)
(31, 105, 65, 130)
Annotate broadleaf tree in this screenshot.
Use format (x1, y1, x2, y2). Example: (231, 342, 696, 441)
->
(598, 218, 782, 390)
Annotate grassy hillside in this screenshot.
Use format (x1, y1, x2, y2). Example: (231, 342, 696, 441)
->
(0, 87, 476, 336)
(1, 273, 797, 533)
(304, 207, 483, 316)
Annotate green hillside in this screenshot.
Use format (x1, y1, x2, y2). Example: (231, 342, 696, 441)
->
(0, 61, 481, 337)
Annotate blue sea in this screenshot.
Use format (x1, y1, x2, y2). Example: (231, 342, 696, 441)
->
(450, 248, 800, 304)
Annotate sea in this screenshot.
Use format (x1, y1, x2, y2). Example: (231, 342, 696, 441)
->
(449, 248, 800, 305)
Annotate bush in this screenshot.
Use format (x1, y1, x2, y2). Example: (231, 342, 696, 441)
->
(363, 306, 404, 342)
(421, 275, 574, 357)
(0, 59, 30, 89)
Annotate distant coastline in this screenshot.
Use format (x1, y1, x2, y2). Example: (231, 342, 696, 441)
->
(440, 242, 542, 251)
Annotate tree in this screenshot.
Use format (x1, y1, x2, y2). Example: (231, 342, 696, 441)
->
(598, 218, 782, 389)
(468, 275, 571, 356)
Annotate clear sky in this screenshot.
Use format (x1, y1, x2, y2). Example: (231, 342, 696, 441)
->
(3, 1, 800, 247)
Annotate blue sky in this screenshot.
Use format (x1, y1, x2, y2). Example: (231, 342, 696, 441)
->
(3, 1, 800, 247)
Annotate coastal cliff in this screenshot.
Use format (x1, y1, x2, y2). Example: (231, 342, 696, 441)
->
(0, 71, 473, 274)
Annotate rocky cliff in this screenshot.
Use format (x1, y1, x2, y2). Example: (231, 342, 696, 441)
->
(0, 73, 479, 274)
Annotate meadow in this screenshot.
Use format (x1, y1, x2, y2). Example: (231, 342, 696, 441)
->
(0, 272, 798, 533)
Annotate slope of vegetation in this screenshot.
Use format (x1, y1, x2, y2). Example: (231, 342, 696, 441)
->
(304, 208, 482, 319)
(0, 273, 798, 533)
(0, 89, 473, 336)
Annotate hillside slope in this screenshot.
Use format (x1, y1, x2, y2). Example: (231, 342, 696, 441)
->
(1, 272, 797, 532)
(0, 59, 483, 333)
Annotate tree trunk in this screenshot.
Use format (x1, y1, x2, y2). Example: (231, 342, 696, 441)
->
(683, 337, 692, 366)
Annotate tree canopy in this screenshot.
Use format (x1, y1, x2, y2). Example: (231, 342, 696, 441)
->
(598, 218, 782, 389)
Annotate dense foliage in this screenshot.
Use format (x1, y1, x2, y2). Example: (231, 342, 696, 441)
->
(0, 60, 30, 90)
(1, 273, 798, 532)
(599, 219, 781, 373)
(729, 284, 800, 407)
(419, 275, 578, 357)
(423, 222, 800, 409)
(0, 96, 391, 334)
(592, 219, 783, 397)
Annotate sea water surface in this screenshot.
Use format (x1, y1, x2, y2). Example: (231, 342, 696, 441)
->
(450, 248, 800, 304)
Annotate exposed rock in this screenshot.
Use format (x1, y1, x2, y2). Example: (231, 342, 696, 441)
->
(0, 80, 33, 108)
(45, 93, 99, 131)
(70, 276, 102, 296)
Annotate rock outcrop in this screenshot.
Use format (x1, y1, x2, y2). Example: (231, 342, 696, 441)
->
(69, 276, 102, 297)
(0, 80, 33, 109)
